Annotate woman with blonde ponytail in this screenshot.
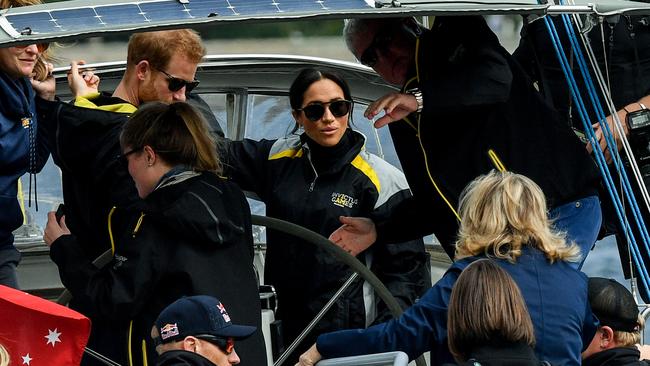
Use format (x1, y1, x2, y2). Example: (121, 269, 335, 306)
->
(43, 101, 266, 366)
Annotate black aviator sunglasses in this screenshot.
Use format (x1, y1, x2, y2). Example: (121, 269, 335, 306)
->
(296, 100, 352, 122)
(156, 68, 200, 93)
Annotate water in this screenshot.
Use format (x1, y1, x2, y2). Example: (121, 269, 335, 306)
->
(583, 235, 629, 281)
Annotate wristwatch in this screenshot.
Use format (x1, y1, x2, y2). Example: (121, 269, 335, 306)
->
(406, 88, 424, 113)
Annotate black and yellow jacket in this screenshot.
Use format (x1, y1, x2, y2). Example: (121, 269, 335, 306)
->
(224, 129, 430, 360)
(376, 16, 601, 256)
(36, 93, 140, 261)
(50, 171, 267, 366)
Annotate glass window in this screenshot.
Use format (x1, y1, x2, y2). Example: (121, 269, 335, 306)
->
(245, 95, 294, 140)
(15, 157, 63, 243)
(196, 93, 227, 136)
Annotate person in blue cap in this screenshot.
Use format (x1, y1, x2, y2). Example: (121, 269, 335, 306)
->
(152, 295, 257, 366)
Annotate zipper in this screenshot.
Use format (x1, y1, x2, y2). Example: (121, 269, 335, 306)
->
(411, 36, 461, 221)
(304, 144, 318, 192)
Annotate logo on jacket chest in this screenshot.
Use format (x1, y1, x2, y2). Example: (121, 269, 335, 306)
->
(331, 192, 358, 208)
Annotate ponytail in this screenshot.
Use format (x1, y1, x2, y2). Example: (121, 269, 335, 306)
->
(120, 101, 222, 174)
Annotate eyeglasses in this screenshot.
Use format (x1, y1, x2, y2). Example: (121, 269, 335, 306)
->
(359, 30, 394, 67)
(117, 147, 142, 168)
(296, 100, 352, 122)
(196, 335, 235, 355)
(157, 68, 200, 93)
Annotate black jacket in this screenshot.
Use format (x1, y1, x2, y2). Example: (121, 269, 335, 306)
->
(156, 350, 218, 366)
(444, 342, 549, 366)
(224, 129, 430, 357)
(583, 347, 650, 366)
(50, 171, 267, 366)
(37, 94, 140, 260)
(376, 16, 601, 256)
(36, 93, 224, 261)
(514, 14, 650, 126)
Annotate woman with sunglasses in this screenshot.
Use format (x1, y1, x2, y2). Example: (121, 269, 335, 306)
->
(223, 67, 429, 362)
(43, 102, 266, 366)
(0, 0, 54, 289)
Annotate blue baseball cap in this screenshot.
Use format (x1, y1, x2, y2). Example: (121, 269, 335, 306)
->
(155, 295, 256, 343)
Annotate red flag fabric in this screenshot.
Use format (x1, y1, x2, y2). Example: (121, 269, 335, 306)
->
(0, 285, 91, 366)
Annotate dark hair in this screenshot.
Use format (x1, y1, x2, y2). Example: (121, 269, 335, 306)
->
(288, 68, 354, 133)
(447, 259, 536, 362)
(120, 101, 221, 173)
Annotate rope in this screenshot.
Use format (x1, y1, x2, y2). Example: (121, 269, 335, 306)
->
(543, 13, 650, 294)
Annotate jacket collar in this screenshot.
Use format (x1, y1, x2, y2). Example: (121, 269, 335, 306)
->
(583, 347, 644, 366)
(465, 341, 542, 365)
(300, 129, 366, 175)
(155, 350, 217, 366)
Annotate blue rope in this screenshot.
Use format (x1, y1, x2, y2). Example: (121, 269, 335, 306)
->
(543, 15, 650, 294)
(558, 13, 650, 258)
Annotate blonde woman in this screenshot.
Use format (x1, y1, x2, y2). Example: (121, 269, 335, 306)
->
(298, 171, 597, 366)
(0, 0, 53, 289)
(0, 344, 9, 366)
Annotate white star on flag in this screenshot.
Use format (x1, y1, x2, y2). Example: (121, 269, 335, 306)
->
(21, 353, 32, 365)
(45, 328, 62, 347)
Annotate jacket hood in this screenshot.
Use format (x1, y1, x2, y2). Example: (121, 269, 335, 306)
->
(145, 171, 248, 246)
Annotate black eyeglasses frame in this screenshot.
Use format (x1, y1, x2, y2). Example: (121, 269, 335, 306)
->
(116, 147, 143, 167)
(296, 100, 353, 122)
(156, 68, 200, 93)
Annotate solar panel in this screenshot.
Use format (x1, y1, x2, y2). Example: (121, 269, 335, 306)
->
(0, 0, 377, 45)
(4, 0, 647, 47)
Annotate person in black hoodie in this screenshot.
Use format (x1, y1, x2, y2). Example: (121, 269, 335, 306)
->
(333, 16, 602, 269)
(223, 68, 430, 362)
(444, 259, 549, 366)
(583, 277, 650, 366)
(152, 295, 256, 366)
(43, 102, 266, 366)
